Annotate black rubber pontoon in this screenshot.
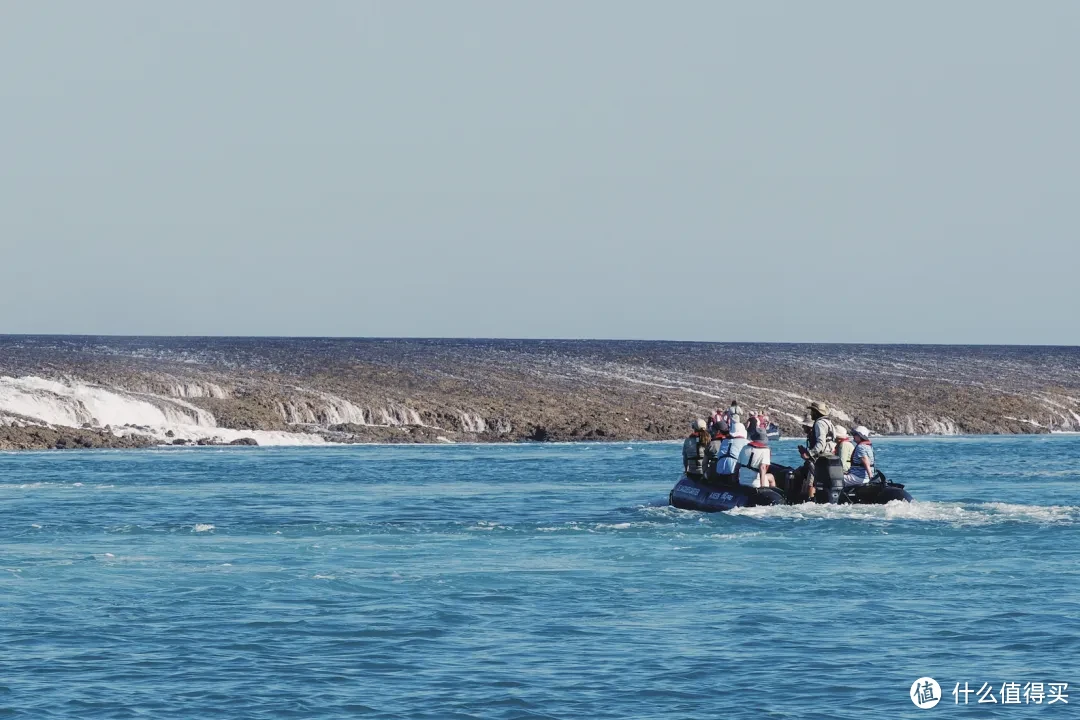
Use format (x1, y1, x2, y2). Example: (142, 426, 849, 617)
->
(669, 458, 912, 513)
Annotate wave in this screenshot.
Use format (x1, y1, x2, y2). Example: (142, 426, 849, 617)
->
(726, 500, 1078, 525)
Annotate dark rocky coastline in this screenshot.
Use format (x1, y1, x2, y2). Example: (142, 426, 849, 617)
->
(1, 337, 1078, 450)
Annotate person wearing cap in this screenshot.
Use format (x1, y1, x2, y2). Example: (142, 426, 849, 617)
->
(833, 425, 855, 473)
(682, 419, 710, 478)
(798, 401, 836, 462)
(710, 421, 749, 483)
(844, 426, 876, 486)
(737, 429, 775, 488)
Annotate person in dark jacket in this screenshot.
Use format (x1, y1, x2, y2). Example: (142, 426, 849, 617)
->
(704, 420, 730, 479)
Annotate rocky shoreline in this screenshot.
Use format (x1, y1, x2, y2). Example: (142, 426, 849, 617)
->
(2, 337, 1078, 451)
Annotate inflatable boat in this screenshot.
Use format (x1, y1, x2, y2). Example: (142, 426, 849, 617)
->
(669, 459, 912, 512)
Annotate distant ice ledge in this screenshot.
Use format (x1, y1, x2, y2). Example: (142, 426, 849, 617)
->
(0, 375, 323, 447)
(0, 375, 503, 447)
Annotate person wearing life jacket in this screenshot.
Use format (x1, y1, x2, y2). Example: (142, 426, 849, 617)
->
(737, 429, 775, 488)
(746, 413, 759, 434)
(795, 406, 834, 500)
(682, 419, 710, 478)
(723, 399, 743, 428)
(710, 422, 749, 483)
(708, 409, 725, 435)
(798, 401, 836, 462)
(844, 426, 877, 486)
(833, 425, 855, 473)
(746, 411, 768, 435)
(704, 420, 730, 478)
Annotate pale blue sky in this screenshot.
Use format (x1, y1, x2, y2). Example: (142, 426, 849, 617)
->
(1, 1, 1077, 343)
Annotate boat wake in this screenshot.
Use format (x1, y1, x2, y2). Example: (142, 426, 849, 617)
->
(725, 500, 1078, 526)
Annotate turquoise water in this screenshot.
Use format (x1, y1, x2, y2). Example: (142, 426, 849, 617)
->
(2, 437, 1078, 718)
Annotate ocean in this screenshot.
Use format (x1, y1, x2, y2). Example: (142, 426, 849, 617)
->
(2, 436, 1078, 718)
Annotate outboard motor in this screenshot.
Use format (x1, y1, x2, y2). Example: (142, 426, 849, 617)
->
(814, 457, 846, 504)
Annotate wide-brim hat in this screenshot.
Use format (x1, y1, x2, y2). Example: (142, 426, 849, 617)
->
(834, 425, 850, 439)
(729, 422, 747, 439)
(749, 429, 769, 446)
(807, 400, 830, 415)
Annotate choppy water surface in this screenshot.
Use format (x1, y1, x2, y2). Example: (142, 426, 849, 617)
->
(2, 437, 1079, 718)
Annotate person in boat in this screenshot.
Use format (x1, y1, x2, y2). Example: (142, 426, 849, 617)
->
(737, 428, 775, 488)
(723, 399, 743, 428)
(798, 401, 836, 462)
(844, 426, 876, 486)
(746, 410, 769, 435)
(704, 420, 729, 477)
(746, 410, 763, 434)
(708, 409, 725, 435)
(709, 421, 748, 483)
(795, 403, 836, 499)
(833, 425, 855, 473)
(682, 419, 710, 479)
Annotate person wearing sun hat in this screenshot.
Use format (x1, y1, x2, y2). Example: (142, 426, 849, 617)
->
(737, 428, 775, 488)
(844, 425, 877, 486)
(710, 421, 749, 483)
(833, 425, 855, 473)
(799, 400, 837, 462)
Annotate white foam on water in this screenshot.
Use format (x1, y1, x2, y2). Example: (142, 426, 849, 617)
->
(134, 426, 330, 447)
(592, 521, 663, 531)
(466, 521, 511, 531)
(706, 532, 766, 540)
(728, 500, 1078, 526)
(193, 523, 216, 533)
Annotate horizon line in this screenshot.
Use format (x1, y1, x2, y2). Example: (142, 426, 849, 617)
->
(0, 333, 1077, 349)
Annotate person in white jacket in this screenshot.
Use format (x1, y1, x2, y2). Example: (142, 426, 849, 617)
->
(737, 429, 775, 488)
(712, 422, 748, 482)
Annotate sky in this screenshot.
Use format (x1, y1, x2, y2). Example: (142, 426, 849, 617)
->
(0, 1, 1077, 344)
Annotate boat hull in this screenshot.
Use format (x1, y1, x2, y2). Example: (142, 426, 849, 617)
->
(669, 472, 912, 513)
(669, 475, 785, 512)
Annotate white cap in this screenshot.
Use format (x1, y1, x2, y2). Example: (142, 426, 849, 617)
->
(729, 422, 747, 439)
(852, 425, 871, 439)
(693, 419, 707, 431)
(834, 425, 849, 439)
